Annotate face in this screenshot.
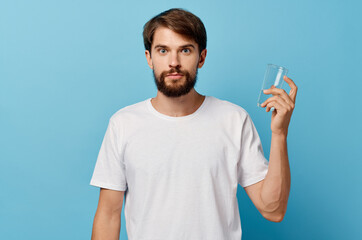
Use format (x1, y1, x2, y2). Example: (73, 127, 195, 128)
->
(145, 27, 207, 98)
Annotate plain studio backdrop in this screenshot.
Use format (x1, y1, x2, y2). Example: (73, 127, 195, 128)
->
(1, 0, 361, 239)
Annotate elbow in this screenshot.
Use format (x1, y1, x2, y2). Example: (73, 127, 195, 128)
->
(263, 212, 285, 222)
(261, 204, 287, 222)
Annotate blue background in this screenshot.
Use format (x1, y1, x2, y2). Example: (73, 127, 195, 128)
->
(1, 0, 361, 239)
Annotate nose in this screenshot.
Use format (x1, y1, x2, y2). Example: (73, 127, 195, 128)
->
(169, 51, 181, 68)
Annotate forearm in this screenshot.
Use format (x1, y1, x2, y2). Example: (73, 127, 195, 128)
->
(91, 209, 121, 240)
(260, 133, 291, 219)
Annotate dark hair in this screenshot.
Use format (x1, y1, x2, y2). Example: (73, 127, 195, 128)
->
(143, 8, 207, 55)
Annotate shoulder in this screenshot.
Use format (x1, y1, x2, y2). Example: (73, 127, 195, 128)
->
(207, 96, 250, 120)
(108, 98, 150, 126)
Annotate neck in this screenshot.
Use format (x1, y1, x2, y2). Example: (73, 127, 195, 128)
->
(151, 89, 205, 117)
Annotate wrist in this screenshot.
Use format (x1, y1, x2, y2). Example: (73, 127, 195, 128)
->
(271, 132, 288, 140)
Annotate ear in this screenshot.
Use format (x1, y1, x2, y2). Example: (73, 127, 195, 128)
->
(197, 49, 207, 68)
(145, 50, 153, 69)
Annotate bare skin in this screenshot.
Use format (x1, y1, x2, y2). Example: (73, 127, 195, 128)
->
(91, 189, 125, 240)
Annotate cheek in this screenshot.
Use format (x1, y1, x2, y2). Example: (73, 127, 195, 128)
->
(152, 65, 165, 78)
(152, 56, 167, 65)
(152, 59, 167, 71)
(185, 57, 200, 69)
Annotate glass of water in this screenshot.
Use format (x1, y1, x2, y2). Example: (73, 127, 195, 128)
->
(257, 64, 288, 110)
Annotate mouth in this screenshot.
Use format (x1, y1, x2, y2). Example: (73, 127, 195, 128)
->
(166, 73, 184, 80)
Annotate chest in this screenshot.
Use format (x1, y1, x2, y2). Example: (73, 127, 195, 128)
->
(123, 121, 240, 183)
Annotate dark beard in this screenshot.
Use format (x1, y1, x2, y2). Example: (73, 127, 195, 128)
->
(152, 67, 198, 98)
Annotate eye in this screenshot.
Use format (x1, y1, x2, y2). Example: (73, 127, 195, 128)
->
(159, 48, 167, 54)
(182, 48, 191, 53)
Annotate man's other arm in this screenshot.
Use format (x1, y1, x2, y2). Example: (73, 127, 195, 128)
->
(91, 188, 125, 240)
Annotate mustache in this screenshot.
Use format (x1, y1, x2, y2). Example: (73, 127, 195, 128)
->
(167, 68, 186, 75)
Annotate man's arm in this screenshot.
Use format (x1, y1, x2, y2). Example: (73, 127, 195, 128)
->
(92, 188, 125, 240)
(244, 133, 290, 222)
(244, 75, 296, 222)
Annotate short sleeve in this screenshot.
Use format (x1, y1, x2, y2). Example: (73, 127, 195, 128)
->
(237, 113, 269, 187)
(90, 117, 128, 191)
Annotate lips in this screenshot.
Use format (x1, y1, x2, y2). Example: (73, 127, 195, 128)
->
(166, 72, 184, 80)
(167, 73, 183, 76)
(167, 74, 183, 80)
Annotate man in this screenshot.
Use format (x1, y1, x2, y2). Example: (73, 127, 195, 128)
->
(90, 8, 298, 240)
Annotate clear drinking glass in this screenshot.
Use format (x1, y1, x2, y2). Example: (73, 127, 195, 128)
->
(257, 64, 288, 110)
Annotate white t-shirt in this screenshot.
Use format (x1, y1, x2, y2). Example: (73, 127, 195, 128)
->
(90, 95, 269, 240)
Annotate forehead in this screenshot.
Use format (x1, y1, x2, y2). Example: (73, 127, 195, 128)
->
(152, 27, 197, 48)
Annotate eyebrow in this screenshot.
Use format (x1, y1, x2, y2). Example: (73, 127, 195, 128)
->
(153, 44, 196, 49)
